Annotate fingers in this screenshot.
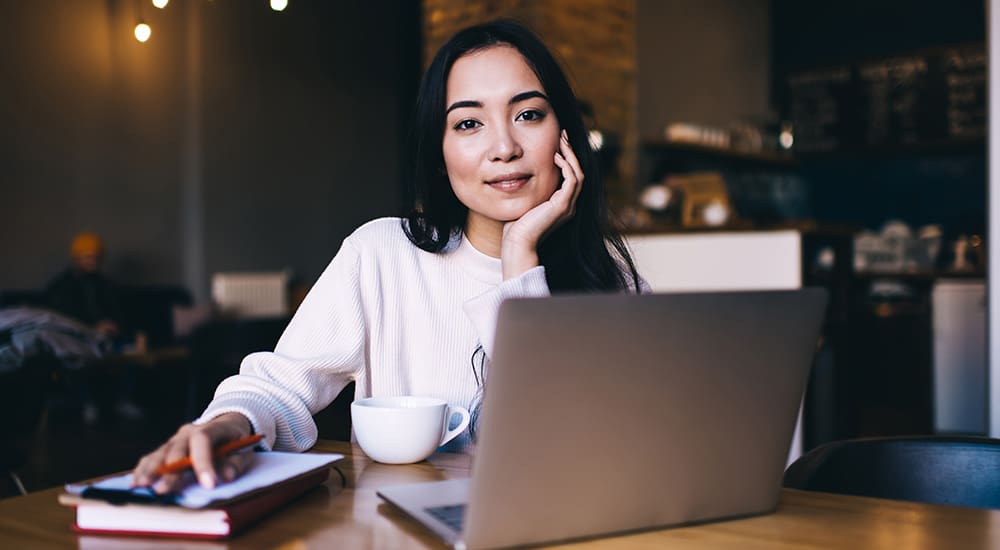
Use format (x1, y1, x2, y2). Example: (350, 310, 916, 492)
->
(131, 414, 254, 494)
(154, 432, 196, 493)
(219, 452, 256, 483)
(133, 446, 167, 488)
(553, 133, 574, 188)
(559, 129, 584, 186)
(189, 429, 217, 489)
(554, 131, 583, 218)
(133, 425, 193, 489)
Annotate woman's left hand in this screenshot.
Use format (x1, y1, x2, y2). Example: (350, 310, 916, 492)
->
(501, 129, 584, 279)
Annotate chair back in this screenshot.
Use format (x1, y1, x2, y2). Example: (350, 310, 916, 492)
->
(0, 355, 54, 470)
(784, 436, 1000, 509)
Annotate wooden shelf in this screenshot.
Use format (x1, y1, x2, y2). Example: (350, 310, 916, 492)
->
(852, 270, 985, 281)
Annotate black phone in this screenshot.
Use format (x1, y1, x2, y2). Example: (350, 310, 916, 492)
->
(81, 486, 180, 505)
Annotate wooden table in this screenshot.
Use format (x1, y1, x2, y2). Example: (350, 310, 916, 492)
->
(2, 440, 999, 549)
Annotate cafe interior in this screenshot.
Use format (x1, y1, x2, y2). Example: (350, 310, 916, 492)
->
(0, 0, 995, 543)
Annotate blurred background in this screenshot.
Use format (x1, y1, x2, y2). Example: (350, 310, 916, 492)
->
(0, 0, 987, 498)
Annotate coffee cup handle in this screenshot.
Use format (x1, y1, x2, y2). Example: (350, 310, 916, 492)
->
(440, 406, 471, 446)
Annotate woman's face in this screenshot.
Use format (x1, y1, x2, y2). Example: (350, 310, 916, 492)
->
(442, 45, 561, 229)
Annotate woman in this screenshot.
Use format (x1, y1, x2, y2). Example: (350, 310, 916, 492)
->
(134, 19, 644, 493)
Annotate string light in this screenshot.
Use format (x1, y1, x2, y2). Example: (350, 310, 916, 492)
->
(135, 2, 283, 45)
(134, 21, 151, 42)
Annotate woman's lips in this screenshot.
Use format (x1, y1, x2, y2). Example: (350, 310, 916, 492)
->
(485, 173, 531, 191)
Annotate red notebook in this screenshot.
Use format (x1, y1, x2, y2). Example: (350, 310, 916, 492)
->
(59, 452, 343, 539)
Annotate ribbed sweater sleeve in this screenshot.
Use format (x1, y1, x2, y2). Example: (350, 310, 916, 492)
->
(196, 239, 366, 452)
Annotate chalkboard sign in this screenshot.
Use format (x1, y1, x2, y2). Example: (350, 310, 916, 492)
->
(787, 44, 985, 152)
(944, 47, 987, 140)
(788, 66, 853, 151)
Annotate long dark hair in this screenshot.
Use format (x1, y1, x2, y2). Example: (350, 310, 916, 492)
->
(401, 19, 640, 292)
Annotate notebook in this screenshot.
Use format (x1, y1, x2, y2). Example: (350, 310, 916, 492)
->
(59, 451, 343, 539)
(378, 289, 828, 549)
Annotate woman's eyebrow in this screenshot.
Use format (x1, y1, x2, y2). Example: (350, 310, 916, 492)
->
(509, 90, 548, 105)
(445, 90, 550, 115)
(446, 100, 481, 114)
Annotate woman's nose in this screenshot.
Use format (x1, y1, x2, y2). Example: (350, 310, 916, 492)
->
(489, 125, 522, 162)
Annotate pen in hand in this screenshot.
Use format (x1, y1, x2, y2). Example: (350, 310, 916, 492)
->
(153, 433, 264, 477)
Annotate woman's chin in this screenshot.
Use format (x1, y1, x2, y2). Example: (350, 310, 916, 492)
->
(495, 209, 533, 223)
(467, 197, 547, 225)
(494, 199, 547, 222)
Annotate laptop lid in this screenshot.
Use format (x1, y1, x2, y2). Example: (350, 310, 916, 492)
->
(459, 288, 827, 549)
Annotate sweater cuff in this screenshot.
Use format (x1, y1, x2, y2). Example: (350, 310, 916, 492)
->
(463, 265, 550, 357)
(195, 396, 280, 451)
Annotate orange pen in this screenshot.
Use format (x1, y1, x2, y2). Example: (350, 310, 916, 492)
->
(154, 434, 263, 476)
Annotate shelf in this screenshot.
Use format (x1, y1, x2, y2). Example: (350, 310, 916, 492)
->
(853, 271, 985, 282)
(641, 139, 799, 168)
(794, 137, 986, 159)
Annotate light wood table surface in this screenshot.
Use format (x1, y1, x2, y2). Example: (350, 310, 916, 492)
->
(1, 439, 999, 549)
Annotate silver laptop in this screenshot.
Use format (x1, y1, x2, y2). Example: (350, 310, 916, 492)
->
(378, 289, 827, 549)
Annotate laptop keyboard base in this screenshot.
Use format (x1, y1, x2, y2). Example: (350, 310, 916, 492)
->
(426, 504, 466, 533)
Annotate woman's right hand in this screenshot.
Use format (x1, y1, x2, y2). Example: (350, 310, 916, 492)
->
(500, 129, 584, 279)
(133, 412, 256, 493)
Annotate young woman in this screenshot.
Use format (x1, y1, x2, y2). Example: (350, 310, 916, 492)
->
(133, 19, 645, 493)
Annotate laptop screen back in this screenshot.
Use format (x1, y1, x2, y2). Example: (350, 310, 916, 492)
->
(462, 289, 827, 549)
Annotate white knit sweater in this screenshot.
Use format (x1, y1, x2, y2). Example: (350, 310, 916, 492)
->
(196, 217, 552, 452)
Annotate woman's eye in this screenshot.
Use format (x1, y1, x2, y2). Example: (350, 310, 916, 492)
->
(454, 119, 481, 131)
(516, 109, 545, 122)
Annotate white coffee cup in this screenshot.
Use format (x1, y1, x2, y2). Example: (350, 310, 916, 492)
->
(351, 396, 471, 464)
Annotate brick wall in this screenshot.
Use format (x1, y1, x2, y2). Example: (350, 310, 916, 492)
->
(422, 0, 637, 207)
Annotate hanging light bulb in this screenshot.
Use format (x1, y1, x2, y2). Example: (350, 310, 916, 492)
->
(270, 0, 288, 11)
(134, 21, 151, 43)
(152, 0, 168, 8)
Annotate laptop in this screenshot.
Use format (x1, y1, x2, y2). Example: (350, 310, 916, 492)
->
(378, 289, 828, 549)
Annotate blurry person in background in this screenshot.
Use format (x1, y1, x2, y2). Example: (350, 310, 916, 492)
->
(46, 232, 124, 340)
(45, 232, 143, 424)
